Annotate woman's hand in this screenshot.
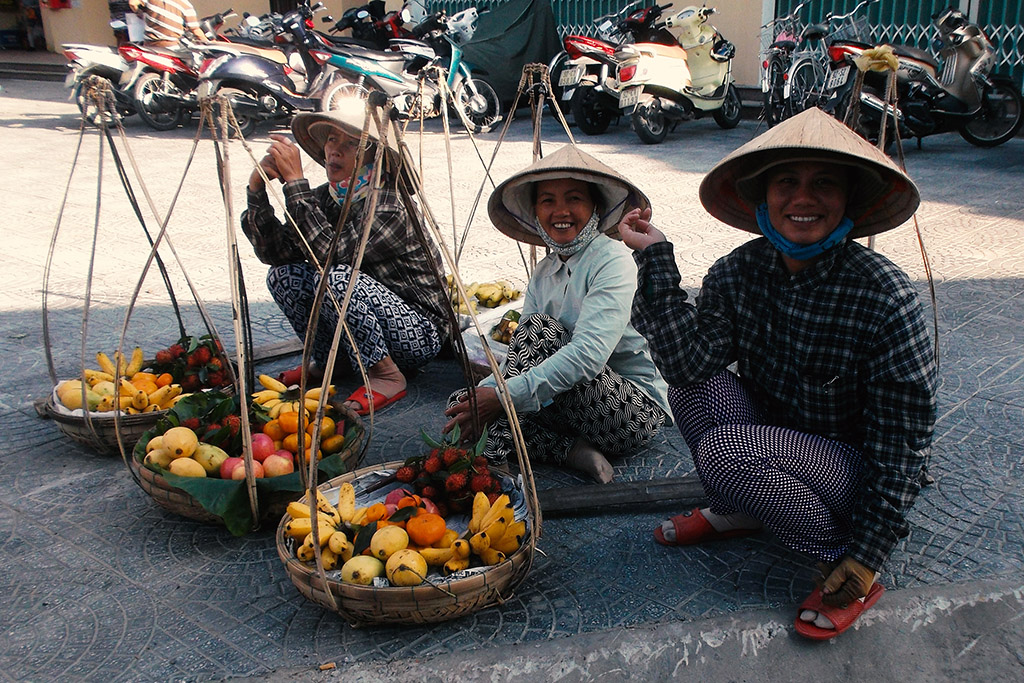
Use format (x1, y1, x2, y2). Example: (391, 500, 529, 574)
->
(443, 386, 503, 442)
(248, 154, 279, 192)
(266, 133, 304, 183)
(618, 207, 666, 251)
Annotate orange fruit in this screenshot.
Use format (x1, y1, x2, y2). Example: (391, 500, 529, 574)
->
(365, 503, 388, 523)
(321, 434, 345, 454)
(307, 415, 336, 439)
(278, 411, 305, 435)
(297, 447, 321, 465)
(282, 433, 300, 454)
(397, 495, 422, 510)
(131, 372, 157, 383)
(263, 419, 286, 441)
(155, 373, 174, 387)
(406, 512, 446, 547)
(131, 379, 159, 395)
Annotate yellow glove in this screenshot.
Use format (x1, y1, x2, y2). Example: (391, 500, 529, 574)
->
(817, 556, 876, 608)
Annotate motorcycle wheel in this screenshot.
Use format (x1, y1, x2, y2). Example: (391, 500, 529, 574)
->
(570, 84, 613, 136)
(453, 78, 501, 134)
(631, 99, 668, 144)
(73, 79, 122, 127)
(762, 54, 787, 126)
(959, 81, 1024, 148)
(320, 79, 371, 112)
(714, 84, 742, 129)
(215, 87, 258, 138)
(134, 72, 186, 131)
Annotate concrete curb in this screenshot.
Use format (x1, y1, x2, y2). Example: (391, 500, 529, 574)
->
(264, 580, 1024, 681)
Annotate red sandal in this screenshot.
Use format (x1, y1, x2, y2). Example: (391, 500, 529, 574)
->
(653, 508, 761, 546)
(793, 582, 885, 640)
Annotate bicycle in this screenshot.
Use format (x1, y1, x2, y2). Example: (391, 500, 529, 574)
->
(759, 0, 809, 126)
(783, 0, 876, 120)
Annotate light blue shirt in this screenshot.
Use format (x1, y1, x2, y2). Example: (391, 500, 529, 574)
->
(482, 234, 671, 420)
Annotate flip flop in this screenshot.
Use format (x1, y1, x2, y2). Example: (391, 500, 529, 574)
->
(653, 508, 762, 546)
(343, 386, 407, 416)
(793, 582, 885, 641)
(277, 365, 323, 387)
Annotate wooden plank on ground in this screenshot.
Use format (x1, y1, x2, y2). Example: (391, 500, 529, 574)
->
(252, 339, 303, 363)
(537, 475, 706, 516)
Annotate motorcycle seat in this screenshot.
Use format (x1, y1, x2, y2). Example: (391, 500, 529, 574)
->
(320, 34, 384, 51)
(216, 42, 289, 65)
(323, 41, 408, 67)
(887, 43, 938, 70)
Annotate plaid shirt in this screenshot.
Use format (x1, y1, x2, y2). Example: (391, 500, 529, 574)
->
(632, 238, 937, 571)
(241, 178, 451, 344)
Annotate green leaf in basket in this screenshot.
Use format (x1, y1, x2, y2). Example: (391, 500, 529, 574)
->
(420, 428, 442, 449)
(473, 426, 489, 458)
(387, 505, 418, 523)
(352, 520, 377, 556)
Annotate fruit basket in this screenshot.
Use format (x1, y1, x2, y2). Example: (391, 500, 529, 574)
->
(45, 394, 165, 455)
(276, 456, 535, 626)
(130, 391, 366, 535)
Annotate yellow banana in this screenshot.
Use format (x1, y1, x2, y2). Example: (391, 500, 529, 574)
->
(328, 532, 353, 561)
(336, 482, 356, 523)
(304, 398, 323, 414)
(143, 403, 161, 413)
(131, 388, 149, 410)
(155, 385, 182, 409)
(279, 402, 294, 415)
(261, 398, 282, 410)
(478, 547, 506, 566)
(469, 530, 491, 555)
(303, 526, 336, 548)
(481, 513, 510, 543)
(124, 346, 144, 377)
(479, 494, 511, 530)
(252, 389, 281, 404)
(95, 396, 116, 412)
(349, 507, 368, 526)
(296, 543, 315, 562)
(117, 396, 135, 410)
(304, 387, 323, 400)
(314, 490, 342, 525)
(490, 530, 522, 555)
(96, 352, 117, 376)
(452, 538, 470, 559)
(320, 546, 340, 570)
(443, 556, 470, 575)
(286, 501, 313, 519)
(419, 546, 454, 566)
(148, 384, 177, 408)
(284, 517, 314, 540)
(269, 402, 285, 418)
(469, 491, 490, 534)
(83, 369, 114, 386)
(113, 350, 128, 375)
(258, 374, 289, 392)
(436, 528, 459, 549)
(168, 393, 188, 408)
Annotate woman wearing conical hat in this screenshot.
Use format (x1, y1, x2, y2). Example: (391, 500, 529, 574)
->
(241, 101, 450, 416)
(619, 109, 937, 639)
(443, 145, 671, 483)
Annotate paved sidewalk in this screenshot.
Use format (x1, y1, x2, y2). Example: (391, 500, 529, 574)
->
(1, 78, 1022, 681)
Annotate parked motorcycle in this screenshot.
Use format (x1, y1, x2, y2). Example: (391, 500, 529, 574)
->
(558, 3, 680, 134)
(826, 7, 1023, 149)
(314, 7, 501, 133)
(62, 39, 136, 125)
(614, 5, 741, 143)
(197, 1, 343, 137)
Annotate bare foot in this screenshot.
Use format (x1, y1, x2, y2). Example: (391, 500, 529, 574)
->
(344, 356, 406, 411)
(567, 439, 614, 484)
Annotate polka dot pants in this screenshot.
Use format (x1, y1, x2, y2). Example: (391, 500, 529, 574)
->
(669, 371, 862, 562)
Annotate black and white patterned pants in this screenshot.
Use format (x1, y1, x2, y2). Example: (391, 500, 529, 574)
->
(267, 262, 440, 374)
(669, 370, 862, 562)
(451, 313, 667, 468)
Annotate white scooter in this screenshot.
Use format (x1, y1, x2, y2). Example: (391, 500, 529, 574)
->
(613, 5, 741, 143)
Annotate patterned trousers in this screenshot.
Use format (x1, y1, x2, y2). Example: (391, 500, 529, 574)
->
(266, 262, 440, 374)
(669, 370, 863, 562)
(450, 314, 667, 468)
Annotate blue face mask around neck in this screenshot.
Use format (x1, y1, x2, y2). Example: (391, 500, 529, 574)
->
(756, 202, 855, 261)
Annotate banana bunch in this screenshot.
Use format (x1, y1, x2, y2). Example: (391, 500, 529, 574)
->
(95, 347, 145, 378)
(284, 484, 359, 569)
(460, 492, 525, 568)
(252, 374, 335, 419)
(445, 275, 522, 313)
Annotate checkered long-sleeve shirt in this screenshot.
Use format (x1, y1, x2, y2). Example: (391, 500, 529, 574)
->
(241, 178, 451, 345)
(632, 238, 937, 571)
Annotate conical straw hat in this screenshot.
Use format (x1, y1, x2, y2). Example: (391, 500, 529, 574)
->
(699, 108, 919, 238)
(292, 98, 398, 168)
(488, 144, 650, 246)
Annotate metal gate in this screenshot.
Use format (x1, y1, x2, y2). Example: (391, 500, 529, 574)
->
(773, 0, 1024, 84)
(427, 0, 641, 38)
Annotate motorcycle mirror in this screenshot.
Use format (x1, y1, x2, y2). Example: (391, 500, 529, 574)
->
(358, 10, 369, 19)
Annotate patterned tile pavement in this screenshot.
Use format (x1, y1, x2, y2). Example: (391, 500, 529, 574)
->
(0, 80, 1022, 680)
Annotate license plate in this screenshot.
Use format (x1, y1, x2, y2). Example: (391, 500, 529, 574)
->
(558, 65, 583, 87)
(826, 65, 851, 90)
(619, 86, 640, 110)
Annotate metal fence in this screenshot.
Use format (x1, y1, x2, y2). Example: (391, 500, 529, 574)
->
(427, 0, 642, 38)
(773, 0, 1024, 85)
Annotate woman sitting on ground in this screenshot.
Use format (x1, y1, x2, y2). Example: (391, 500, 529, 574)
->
(443, 145, 671, 483)
(241, 103, 450, 415)
(619, 109, 937, 640)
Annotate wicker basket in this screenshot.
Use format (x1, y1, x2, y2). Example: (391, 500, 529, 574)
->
(45, 396, 165, 455)
(132, 404, 366, 526)
(276, 460, 536, 626)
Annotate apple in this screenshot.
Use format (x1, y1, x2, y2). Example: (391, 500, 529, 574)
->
(232, 460, 264, 479)
(385, 488, 412, 507)
(263, 453, 294, 477)
(272, 449, 294, 463)
(250, 433, 276, 462)
(384, 502, 398, 517)
(421, 497, 439, 515)
(219, 456, 243, 480)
